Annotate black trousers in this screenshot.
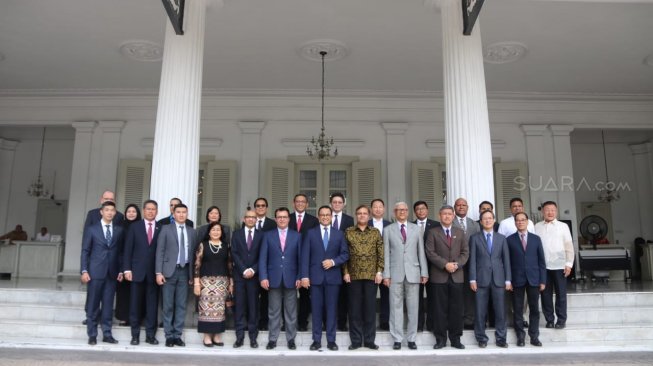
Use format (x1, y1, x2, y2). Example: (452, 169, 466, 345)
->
(234, 278, 260, 341)
(130, 279, 158, 338)
(337, 283, 349, 329)
(298, 287, 311, 328)
(431, 278, 463, 345)
(542, 269, 567, 324)
(258, 289, 269, 328)
(513, 285, 541, 340)
(418, 283, 432, 330)
(348, 280, 377, 346)
(379, 283, 389, 325)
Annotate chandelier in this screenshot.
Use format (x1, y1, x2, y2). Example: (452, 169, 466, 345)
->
(597, 130, 619, 203)
(306, 51, 338, 160)
(27, 127, 50, 198)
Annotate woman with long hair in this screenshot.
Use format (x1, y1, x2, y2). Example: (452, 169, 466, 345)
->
(116, 203, 141, 326)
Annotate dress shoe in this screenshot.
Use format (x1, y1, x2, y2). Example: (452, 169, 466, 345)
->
(250, 340, 259, 348)
(130, 337, 139, 346)
(463, 324, 474, 330)
(364, 343, 379, 350)
(530, 338, 543, 347)
(88, 337, 97, 345)
(287, 340, 296, 350)
(451, 342, 465, 349)
(554, 322, 566, 329)
(407, 342, 417, 350)
(337, 325, 348, 332)
(213, 341, 224, 346)
(523, 321, 529, 327)
(379, 322, 389, 331)
(165, 338, 175, 347)
(545, 321, 555, 328)
(393, 342, 401, 350)
(82, 319, 88, 325)
(259, 324, 268, 331)
(348, 344, 361, 350)
(298, 325, 308, 332)
(145, 336, 159, 345)
(203, 341, 214, 347)
(327, 342, 338, 351)
(266, 341, 276, 350)
(496, 341, 508, 348)
(174, 338, 185, 347)
(119, 321, 129, 326)
(433, 342, 445, 349)
(309, 341, 321, 350)
(102, 336, 118, 344)
(517, 339, 525, 347)
(478, 341, 487, 348)
(234, 339, 244, 348)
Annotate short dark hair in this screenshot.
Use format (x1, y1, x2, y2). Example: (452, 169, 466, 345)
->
(413, 200, 428, 211)
(355, 205, 369, 214)
(173, 203, 188, 211)
(370, 198, 385, 207)
(143, 199, 158, 208)
(170, 197, 182, 204)
(542, 201, 557, 209)
(254, 197, 268, 207)
(203, 221, 223, 242)
(509, 197, 524, 207)
(330, 192, 345, 202)
(480, 210, 495, 220)
(274, 207, 290, 217)
(514, 212, 529, 220)
(205, 206, 222, 224)
(318, 205, 332, 215)
(439, 204, 454, 213)
(479, 200, 494, 210)
(293, 193, 308, 201)
(101, 201, 116, 209)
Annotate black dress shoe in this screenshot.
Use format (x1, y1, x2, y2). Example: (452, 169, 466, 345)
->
(103, 336, 118, 344)
(393, 342, 401, 350)
(523, 321, 529, 327)
(250, 340, 259, 348)
(554, 322, 566, 329)
(309, 341, 321, 350)
(203, 341, 214, 347)
(213, 341, 224, 347)
(496, 341, 508, 348)
(379, 322, 389, 331)
(545, 321, 555, 328)
(463, 324, 474, 330)
(327, 342, 338, 351)
(478, 341, 487, 348)
(82, 319, 88, 325)
(145, 336, 159, 345)
(165, 338, 174, 347)
(130, 337, 139, 346)
(88, 337, 97, 345)
(174, 338, 185, 347)
(287, 340, 296, 350)
(119, 321, 129, 326)
(517, 339, 525, 347)
(234, 339, 244, 348)
(530, 338, 543, 347)
(266, 341, 276, 350)
(364, 343, 379, 350)
(433, 342, 445, 349)
(407, 342, 417, 350)
(298, 325, 308, 332)
(451, 342, 465, 349)
(348, 344, 361, 350)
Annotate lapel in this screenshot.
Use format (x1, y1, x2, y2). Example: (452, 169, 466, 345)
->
(435, 227, 447, 247)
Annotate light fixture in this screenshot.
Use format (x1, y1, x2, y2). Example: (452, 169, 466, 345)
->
(597, 130, 620, 203)
(27, 127, 50, 198)
(306, 51, 338, 161)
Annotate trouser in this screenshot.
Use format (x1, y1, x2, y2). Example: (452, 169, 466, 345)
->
(431, 278, 463, 345)
(513, 285, 541, 340)
(474, 285, 507, 343)
(161, 266, 188, 340)
(348, 280, 376, 345)
(541, 269, 567, 324)
(268, 287, 297, 342)
(130, 279, 159, 338)
(389, 279, 420, 343)
(86, 277, 117, 338)
(234, 278, 260, 341)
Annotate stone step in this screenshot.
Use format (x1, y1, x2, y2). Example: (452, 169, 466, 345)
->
(566, 306, 653, 326)
(0, 288, 86, 307)
(567, 292, 653, 308)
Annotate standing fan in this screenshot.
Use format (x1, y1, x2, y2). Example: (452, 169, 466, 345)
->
(579, 215, 609, 250)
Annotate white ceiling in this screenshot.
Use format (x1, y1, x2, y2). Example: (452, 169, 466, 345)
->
(1, 0, 652, 94)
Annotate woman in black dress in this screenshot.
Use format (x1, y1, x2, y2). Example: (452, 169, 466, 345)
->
(193, 221, 233, 347)
(116, 203, 141, 326)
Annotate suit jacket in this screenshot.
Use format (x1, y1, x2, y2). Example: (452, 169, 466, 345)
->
(453, 216, 480, 237)
(301, 226, 349, 285)
(231, 227, 263, 282)
(424, 226, 469, 283)
(154, 222, 196, 279)
(157, 216, 194, 228)
(123, 220, 161, 282)
(259, 228, 302, 289)
(84, 208, 124, 228)
(506, 232, 547, 287)
(333, 213, 354, 232)
(414, 218, 441, 243)
(383, 222, 428, 283)
(247, 216, 277, 232)
(469, 231, 511, 288)
(196, 223, 231, 247)
(80, 222, 124, 280)
(368, 218, 391, 232)
(289, 212, 319, 237)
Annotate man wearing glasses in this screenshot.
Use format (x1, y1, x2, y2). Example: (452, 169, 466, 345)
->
(250, 197, 277, 330)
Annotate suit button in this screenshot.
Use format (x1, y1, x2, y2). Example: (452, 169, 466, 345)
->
(282, 256, 284, 259)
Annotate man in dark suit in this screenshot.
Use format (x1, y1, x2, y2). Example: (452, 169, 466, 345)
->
(259, 207, 302, 350)
(84, 190, 124, 228)
(231, 210, 264, 348)
(155, 203, 196, 348)
(301, 205, 349, 351)
(251, 197, 277, 330)
(413, 200, 440, 332)
(369, 198, 391, 331)
(329, 192, 354, 331)
(507, 212, 546, 347)
(123, 199, 161, 346)
(288, 193, 319, 332)
(80, 201, 124, 345)
(425, 204, 468, 350)
(469, 210, 512, 348)
(156, 197, 194, 228)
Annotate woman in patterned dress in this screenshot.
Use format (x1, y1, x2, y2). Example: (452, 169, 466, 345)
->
(193, 221, 233, 347)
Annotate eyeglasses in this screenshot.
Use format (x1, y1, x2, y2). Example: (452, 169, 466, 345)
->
(244, 216, 256, 219)
(276, 216, 289, 220)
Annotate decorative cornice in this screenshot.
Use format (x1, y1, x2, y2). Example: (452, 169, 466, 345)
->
(71, 121, 97, 133)
(298, 40, 349, 62)
(549, 124, 575, 136)
(521, 124, 549, 136)
(381, 122, 409, 135)
(629, 141, 652, 155)
(281, 138, 364, 148)
(0, 138, 20, 151)
(98, 120, 126, 133)
(426, 139, 506, 149)
(119, 40, 163, 62)
(140, 138, 222, 148)
(238, 121, 266, 134)
(484, 42, 528, 64)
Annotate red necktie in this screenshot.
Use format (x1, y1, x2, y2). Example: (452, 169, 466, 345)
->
(247, 229, 253, 251)
(147, 222, 153, 245)
(297, 214, 302, 232)
(400, 224, 407, 243)
(446, 229, 451, 247)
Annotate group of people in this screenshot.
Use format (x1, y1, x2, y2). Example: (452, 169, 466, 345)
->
(80, 190, 574, 351)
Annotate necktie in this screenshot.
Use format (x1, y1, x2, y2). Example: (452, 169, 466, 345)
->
(179, 225, 186, 265)
(487, 233, 493, 254)
(333, 215, 339, 231)
(520, 233, 527, 251)
(280, 230, 286, 252)
(323, 227, 329, 250)
(105, 224, 112, 245)
(459, 217, 466, 233)
(297, 214, 302, 232)
(247, 229, 253, 251)
(445, 229, 451, 247)
(401, 224, 407, 243)
(147, 222, 153, 245)
(420, 221, 425, 236)
(257, 220, 263, 230)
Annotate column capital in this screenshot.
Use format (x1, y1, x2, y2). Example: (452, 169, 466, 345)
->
(238, 121, 266, 134)
(98, 120, 126, 133)
(0, 138, 20, 151)
(549, 125, 574, 136)
(629, 141, 652, 155)
(381, 122, 408, 135)
(521, 124, 548, 136)
(71, 121, 97, 133)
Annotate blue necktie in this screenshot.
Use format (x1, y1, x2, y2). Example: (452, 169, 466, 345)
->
(179, 225, 186, 265)
(323, 227, 329, 250)
(486, 233, 493, 254)
(105, 224, 112, 245)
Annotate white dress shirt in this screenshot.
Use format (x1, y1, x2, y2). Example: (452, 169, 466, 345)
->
(535, 219, 574, 270)
(498, 216, 534, 237)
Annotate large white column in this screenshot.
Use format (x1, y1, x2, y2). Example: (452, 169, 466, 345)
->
(0, 138, 20, 232)
(435, 0, 494, 217)
(630, 142, 653, 240)
(238, 121, 265, 214)
(97, 121, 125, 195)
(382, 122, 408, 205)
(61, 121, 96, 275)
(522, 124, 556, 218)
(150, 0, 216, 222)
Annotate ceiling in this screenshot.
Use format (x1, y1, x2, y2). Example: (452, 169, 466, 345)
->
(1, 0, 653, 95)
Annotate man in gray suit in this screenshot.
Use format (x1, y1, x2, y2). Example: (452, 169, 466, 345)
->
(383, 202, 429, 350)
(155, 203, 196, 348)
(469, 210, 512, 348)
(452, 197, 481, 330)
